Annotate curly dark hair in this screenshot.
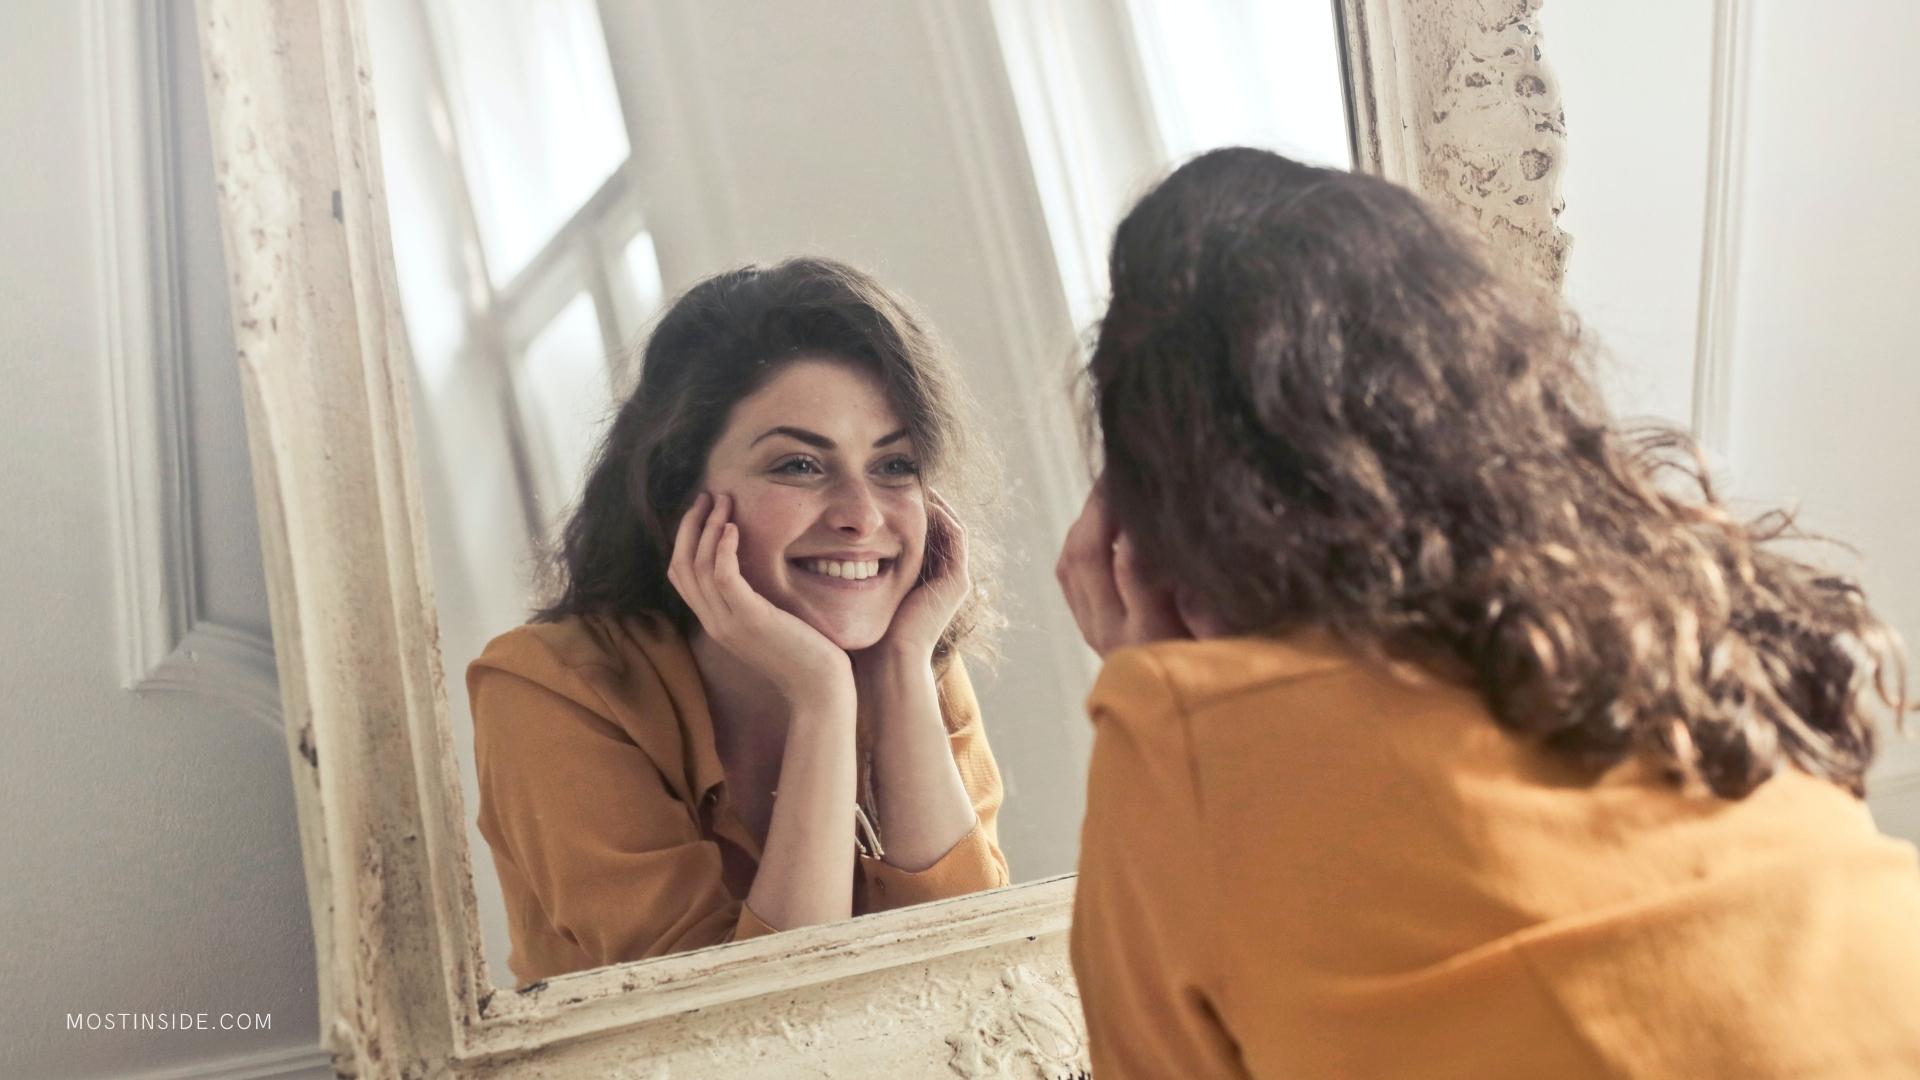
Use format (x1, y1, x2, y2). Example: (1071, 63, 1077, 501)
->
(537, 255, 1003, 666)
(1089, 147, 1908, 799)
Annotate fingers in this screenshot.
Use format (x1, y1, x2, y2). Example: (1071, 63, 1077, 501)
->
(1056, 485, 1125, 653)
(709, 520, 762, 621)
(922, 488, 970, 591)
(694, 493, 727, 581)
(669, 492, 735, 625)
(941, 502, 970, 589)
(1054, 478, 1196, 654)
(668, 491, 712, 616)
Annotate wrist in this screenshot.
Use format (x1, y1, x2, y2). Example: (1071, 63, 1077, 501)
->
(785, 685, 858, 734)
(860, 635, 936, 671)
(854, 642, 936, 693)
(774, 657, 857, 714)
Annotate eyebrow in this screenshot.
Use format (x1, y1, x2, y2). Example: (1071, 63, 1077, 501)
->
(750, 425, 911, 450)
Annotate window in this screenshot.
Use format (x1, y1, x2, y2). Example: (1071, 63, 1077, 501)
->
(423, 0, 631, 286)
(991, 0, 1353, 330)
(368, 0, 665, 539)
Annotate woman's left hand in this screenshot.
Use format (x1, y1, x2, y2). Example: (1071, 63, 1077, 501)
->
(863, 488, 971, 664)
(1056, 478, 1194, 657)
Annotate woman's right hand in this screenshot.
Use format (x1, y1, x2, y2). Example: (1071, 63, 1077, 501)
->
(1057, 477, 1221, 656)
(668, 492, 855, 707)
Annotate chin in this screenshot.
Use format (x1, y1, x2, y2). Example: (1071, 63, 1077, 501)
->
(755, 567, 910, 653)
(799, 610, 893, 653)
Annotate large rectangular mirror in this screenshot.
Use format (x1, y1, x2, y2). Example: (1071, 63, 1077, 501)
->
(191, 0, 1567, 1073)
(361, 0, 1353, 994)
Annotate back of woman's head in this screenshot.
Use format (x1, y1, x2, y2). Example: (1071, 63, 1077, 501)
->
(1091, 146, 1907, 798)
(538, 255, 999, 663)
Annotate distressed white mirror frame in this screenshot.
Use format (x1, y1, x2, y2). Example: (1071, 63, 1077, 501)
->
(191, 0, 1569, 1075)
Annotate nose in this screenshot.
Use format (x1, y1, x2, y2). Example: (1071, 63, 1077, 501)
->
(823, 475, 885, 538)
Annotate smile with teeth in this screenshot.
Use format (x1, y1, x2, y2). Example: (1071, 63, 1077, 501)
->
(796, 558, 889, 581)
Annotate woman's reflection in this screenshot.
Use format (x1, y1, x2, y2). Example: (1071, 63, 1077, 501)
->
(468, 257, 1009, 988)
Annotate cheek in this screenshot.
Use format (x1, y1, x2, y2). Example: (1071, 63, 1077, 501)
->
(727, 489, 814, 578)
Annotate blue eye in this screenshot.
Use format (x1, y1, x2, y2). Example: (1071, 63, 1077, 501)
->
(879, 457, 920, 477)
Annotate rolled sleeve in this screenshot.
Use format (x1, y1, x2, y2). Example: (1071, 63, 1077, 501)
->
(860, 817, 1009, 911)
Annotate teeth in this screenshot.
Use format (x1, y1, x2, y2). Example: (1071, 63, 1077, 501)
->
(802, 559, 882, 581)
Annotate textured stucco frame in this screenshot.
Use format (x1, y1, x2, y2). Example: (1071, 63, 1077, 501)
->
(191, 0, 1569, 1075)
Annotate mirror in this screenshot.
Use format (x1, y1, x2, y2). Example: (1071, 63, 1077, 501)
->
(194, 0, 1570, 1066)
(358, 0, 1353, 989)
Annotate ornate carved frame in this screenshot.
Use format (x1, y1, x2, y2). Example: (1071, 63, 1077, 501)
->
(190, 0, 1568, 1075)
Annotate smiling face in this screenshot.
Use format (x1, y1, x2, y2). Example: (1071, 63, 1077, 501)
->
(699, 356, 927, 651)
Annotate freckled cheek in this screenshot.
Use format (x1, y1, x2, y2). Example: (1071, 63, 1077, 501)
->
(727, 487, 819, 575)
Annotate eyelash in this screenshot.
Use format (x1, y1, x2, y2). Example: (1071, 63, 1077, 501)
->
(771, 455, 919, 479)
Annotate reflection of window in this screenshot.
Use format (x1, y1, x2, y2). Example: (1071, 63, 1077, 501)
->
(515, 293, 610, 514)
(991, 0, 1352, 328)
(424, 0, 630, 285)
(1123, 0, 1352, 171)
(370, 0, 666, 539)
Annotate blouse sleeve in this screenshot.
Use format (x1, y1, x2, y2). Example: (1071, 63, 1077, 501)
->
(1071, 647, 1248, 1079)
(470, 657, 774, 975)
(859, 657, 1012, 909)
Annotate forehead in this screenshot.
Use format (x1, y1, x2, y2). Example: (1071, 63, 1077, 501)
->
(722, 356, 904, 441)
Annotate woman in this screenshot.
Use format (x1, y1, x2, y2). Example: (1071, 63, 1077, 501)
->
(470, 257, 1009, 988)
(1058, 148, 1920, 1077)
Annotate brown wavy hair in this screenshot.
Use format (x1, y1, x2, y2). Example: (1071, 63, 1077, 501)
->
(537, 256, 1003, 666)
(1089, 147, 1908, 798)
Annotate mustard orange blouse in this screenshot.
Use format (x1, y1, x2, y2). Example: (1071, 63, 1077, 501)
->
(1072, 632, 1920, 1078)
(469, 613, 1009, 988)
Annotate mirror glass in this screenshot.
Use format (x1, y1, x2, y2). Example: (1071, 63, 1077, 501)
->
(362, 0, 1353, 989)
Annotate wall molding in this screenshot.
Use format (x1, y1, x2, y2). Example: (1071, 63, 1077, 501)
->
(91, 0, 280, 730)
(1690, 0, 1752, 458)
(122, 1041, 333, 1080)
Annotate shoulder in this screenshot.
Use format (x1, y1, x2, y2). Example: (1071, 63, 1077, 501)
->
(1087, 631, 1502, 799)
(467, 613, 711, 797)
(1088, 631, 1358, 729)
(468, 612, 689, 716)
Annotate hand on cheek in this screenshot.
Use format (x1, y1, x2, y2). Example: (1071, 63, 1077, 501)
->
(668, 491, 853, 704)
(1054, 482, 1196, 657)
(864, 488, 967, 663)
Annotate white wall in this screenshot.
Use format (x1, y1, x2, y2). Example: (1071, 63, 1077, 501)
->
(1553, 0, 1920, 838)
(1723, 2, 1920, 830)
(1554, 1, 1716, 428)
(0, 1, 329, 1077)
(7, 1, 1917, 1073)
